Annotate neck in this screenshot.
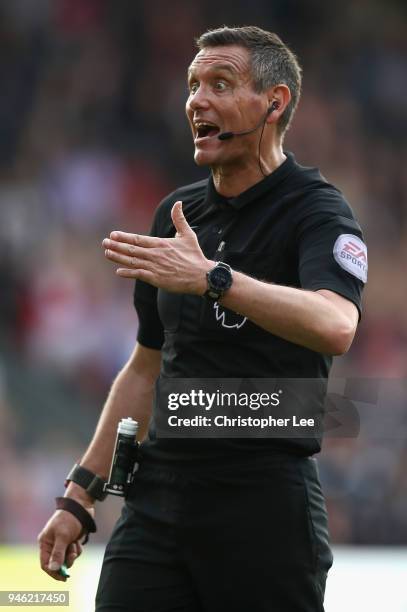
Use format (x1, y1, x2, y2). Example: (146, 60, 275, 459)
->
(211, 143, 286, 198)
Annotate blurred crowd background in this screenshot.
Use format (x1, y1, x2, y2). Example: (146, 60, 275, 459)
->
(0, 0, 406, 546)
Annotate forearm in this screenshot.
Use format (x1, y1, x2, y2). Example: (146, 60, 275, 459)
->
(65, 345, 159, 503)
(78, 365, 154, 479)
(220, 271, 355, 355)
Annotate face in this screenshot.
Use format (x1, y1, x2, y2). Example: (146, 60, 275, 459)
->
(186, 45, 267, 168)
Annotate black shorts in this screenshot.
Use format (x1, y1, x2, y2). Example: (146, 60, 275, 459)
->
(95, 454, 333, 612)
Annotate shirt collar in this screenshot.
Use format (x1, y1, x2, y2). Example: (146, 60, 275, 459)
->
(204, 151, 297, 211)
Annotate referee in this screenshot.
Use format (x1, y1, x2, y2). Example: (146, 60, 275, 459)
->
(38, 26, 367, 611)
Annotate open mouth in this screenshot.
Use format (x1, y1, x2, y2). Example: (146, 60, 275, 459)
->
(194, 122, 220, 140)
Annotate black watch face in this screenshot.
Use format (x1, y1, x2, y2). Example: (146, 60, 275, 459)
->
(211, 266, 231, 290)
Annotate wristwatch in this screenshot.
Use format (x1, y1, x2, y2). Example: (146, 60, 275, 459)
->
(65, 463, 108, 501)
(205, 262, 233, 301)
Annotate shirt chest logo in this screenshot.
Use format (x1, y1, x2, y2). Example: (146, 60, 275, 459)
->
(213, 302, 247, 330)
(333, 234, 368, 283)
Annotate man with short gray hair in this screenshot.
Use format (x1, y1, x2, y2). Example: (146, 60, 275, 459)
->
(38, 25, 366, 611)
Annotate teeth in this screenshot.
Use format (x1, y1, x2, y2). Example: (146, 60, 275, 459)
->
(194, 122, 217, 128)
(193, 121, 219, 140)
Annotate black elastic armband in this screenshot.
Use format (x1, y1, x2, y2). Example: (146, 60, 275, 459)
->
(65, 463, 108, 501)
(55, 497, 97, 545)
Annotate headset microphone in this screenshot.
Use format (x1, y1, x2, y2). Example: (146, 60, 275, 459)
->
(217, 101, 279, 141)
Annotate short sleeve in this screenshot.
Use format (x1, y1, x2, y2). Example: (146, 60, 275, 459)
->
(297, 212, 367, 319)
(133, 208, 165, 350)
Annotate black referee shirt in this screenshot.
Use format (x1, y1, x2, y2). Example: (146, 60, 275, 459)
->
(134, 152, 367, 463)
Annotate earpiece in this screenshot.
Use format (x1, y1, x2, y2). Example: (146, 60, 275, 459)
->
(266, 101, 279, 116)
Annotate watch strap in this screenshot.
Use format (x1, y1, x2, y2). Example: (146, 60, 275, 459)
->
(65, 463, 107, 501)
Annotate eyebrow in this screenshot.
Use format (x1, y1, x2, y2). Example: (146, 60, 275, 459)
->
(187, 63, 238, 79)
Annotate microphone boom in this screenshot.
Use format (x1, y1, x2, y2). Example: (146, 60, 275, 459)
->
(217, 102, 278, 141)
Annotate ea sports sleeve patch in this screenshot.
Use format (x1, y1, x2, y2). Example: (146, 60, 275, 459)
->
(297, 212, 367, 318)
(333, 234, 368, 283)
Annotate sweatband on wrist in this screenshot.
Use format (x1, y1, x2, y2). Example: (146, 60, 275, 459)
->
(55, 496, 97, 545)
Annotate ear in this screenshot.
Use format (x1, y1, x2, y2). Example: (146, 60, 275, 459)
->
(265, 84, 292, 124)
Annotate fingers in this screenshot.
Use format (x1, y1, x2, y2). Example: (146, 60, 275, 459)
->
(104, 248, 145, 269)
(39, 539, 83, 581)
(108, 231, 162, 248)
(103, 239, 152, 260)
(102, 237, 158, 282)
(171, 201, 193, 237)
(103, 241, 154, 270)
(65, 541, 82, 568)
(103, 201, 195, 267)
(38, 538, 53, 573)
(48, 538, 68, 573)
(103, 235, 161, 270)
(38, 540, 68, 582)
(116, 268, 155, 282)
(38, 510, 87, 583)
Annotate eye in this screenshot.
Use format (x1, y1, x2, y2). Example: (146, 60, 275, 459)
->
(189, 82, 199, 94)
(214, 80, 227, 91)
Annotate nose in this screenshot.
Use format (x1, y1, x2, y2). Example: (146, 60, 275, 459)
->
(187, 85, 211, 113)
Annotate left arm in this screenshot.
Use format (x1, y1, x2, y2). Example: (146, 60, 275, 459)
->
(103, 201, 359, 356)
(219, 275, 358, 355)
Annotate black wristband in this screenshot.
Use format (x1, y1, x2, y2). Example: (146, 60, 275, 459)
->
(55, 497, 97, 545)
(65, 463, 107, 501)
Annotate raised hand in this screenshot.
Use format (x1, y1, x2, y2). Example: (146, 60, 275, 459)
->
(103, 201, 213, 295)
